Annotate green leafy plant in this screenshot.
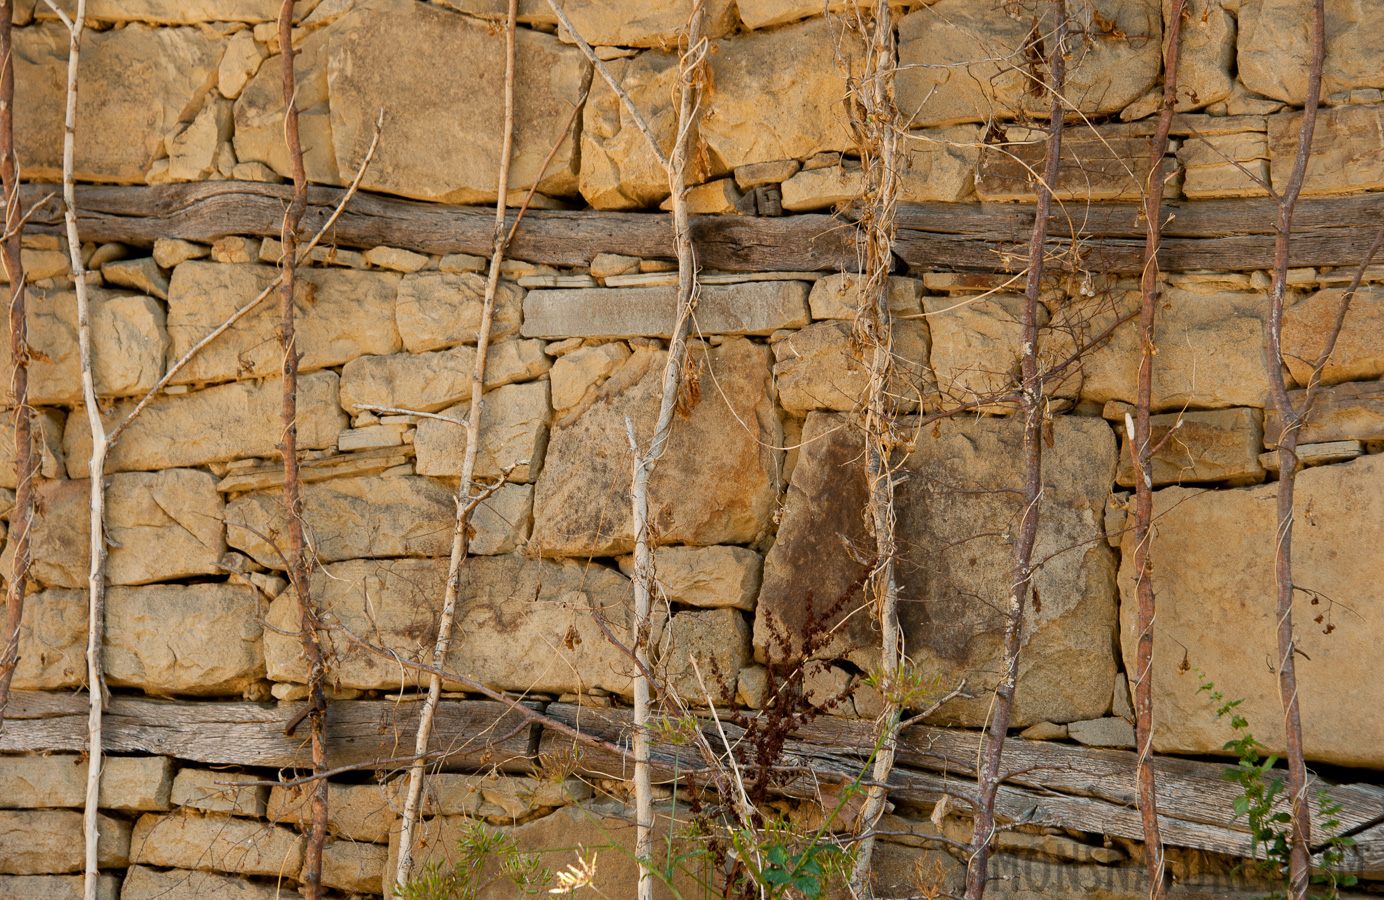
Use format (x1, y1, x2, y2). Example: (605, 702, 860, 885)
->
(394, 818, 552, 900)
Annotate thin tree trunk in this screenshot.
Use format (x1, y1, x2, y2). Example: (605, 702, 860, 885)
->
(848, 3, 903, 896)
(964, 4, 1064, 898)
(1131, 5, 1186, 898)
(393, 0, 518, 889)
(1257, 3, 1323, 897)
(0, 0, 34, 722)
(276, 3, 328, 897)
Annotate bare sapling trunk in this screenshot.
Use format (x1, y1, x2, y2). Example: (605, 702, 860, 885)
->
(847, 2, 904, 896)
(1260, 2, 1324, 896)
(392, 0, 519, 889)
(0, 0, 34, 722)
(964, 3, 1065, 898)
(1131, 4, 1186, 898)
(276, 3, 329, 897)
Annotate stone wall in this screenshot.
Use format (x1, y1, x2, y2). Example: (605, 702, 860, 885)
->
(3, 0, 1384, 897)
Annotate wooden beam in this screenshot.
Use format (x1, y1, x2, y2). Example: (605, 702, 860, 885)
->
(17, 182, 1384, 275)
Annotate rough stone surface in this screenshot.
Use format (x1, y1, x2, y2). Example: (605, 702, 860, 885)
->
(757, 414, 1118, 727)
(120, 867, 280, 900)
(101, 257, 168, 299)
(0, 875, 116, 900)
(218, 29, 265, 100)
(659, 608, 751, 705)
(264, 556, 643, 696)
(395, 273, 524, 353)
(780, 165, 864, 212)
(978, 126, 1172, 201)
(15, 23, 223, 182)
(1165, 0, 1235, 110)
(550, 342, 631, 411)
(234, 27, 340, 184)
(898, 126, 983, 202)
(339, 339, 549, 415)
(1078, 288, 1272, 410)
(773, 318, 930, 415)
(808, 274, 924, 320)
(168, 97, 233, 182)
(1116, 408, 1267, 487)
(129, 810, 303, 878)
(1282, 285, 1384, 386)
(0, 407, 65, 488)
(413, 380, 550, 482)
(328, 0, 588, 204)
(1270, 105, 1384, 196)
(166, 262, 401, 385)
(38, 1, 279, 23)
(1178, 129, 1270, 198)
(170, 770, 267, 817)
(1265, 381, 1384, 446)
(616, 545, 763, 611)
(0, 811, 130, 874)
(897, 0, 1161, 126)
(1120, 454, 1384, 767)
(522, 282, 810, 339)
(579, 50, 690, 209)
(531, 340, 782, 556)
(0, 757, 170, 812)
(1068, 717, 1137, 748)
(0, 590, 85, 691)
(106, 584, 265, 696)
(319, 838, 387, 895)
(1238, 0, 1384, 103)
(386, 773, 591, 819)
(922, 293, 1026, 409)
(0, 289, 167, 406)
(63, 372, 347, 474)
(267, 782, 396, 844)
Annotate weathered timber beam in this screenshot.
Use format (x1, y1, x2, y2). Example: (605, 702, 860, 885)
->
(17, 182, 1384, 275)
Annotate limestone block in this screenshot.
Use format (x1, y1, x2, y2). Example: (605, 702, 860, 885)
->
(129, 810, 304, 878)
(558, 0, 734, 47)
(580, 50, 687, 209)
(1078, 289, 1272, 410)
(1269, 105, 1384, 196)
(773, 319, 930, 415)
(1182, 160, 1272, 198)
(0, 407, 65, 488)
(413, 381, 550, 482)
(550, 342, 631, 412)
(922, 293, 1026, 410)
(660, 177, 744, 214)
(736, 0, 901, 29)
(1283, 286, 1384, 386)
(339, 339, 549, 415)
(1238, 0, 1384, 103)
(101, 257, 168, 300)
(120, 867, 280, 900)
(0, 289, 167, 407)
(531, 340, 782, 556)
(14, 23, 223, 182)
(386, 773, 593, 818)
(898, 126, 982, 202)
(658, 608, 751, 705)
(807, 274, 924, 320)
(0, 756, 171, 812)
(756, 414, 1118, 727)
(0, 874, 116, 900)
(226, 475, 459, 565)
(616, 545, 763, 611)
(1120, 454, 1384, 766)
(1116, 408, 1266, 487)
(106, 584, 265, 696)
(153, 239, 208, 269)
(897, 0, 1161, 127)
(395, 272, 524, 353)
(589, 253, 641, 279)
(234, 28, 340, 184)
(63, 372, 347, 474)
(780, 165, 864, 212)
(171, 770, 267, 817)
(0, 590, 85, 691)
(1265, 381, 1384, 447)
(1068, 717, 1136, 748)
(978, 125, 1172, 202)
(168, 97, 233, 181)
(1165, 0, 1235, 110)
(328, 0, 588, 204)
(0, 247, 68, 283)
(319, 838, 386, 895)
(521, 282, 809, 340)
(263, 556, 642, 696)
(219, 30, 266, 100)
(166, 262, 400, 385)
(0, 810, 130, 874)
(733, 159, 800, 189)
(267, 782, 396, 843)
(38, 1, 279, 23)
(363, 246, 429, 273)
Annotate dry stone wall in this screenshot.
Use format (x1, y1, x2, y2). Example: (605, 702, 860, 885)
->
(2, 0, 1384, 897)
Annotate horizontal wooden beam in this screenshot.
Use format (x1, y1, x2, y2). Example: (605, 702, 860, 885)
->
(7, 691, 1381, 867)
(18, 182, 1384, 275)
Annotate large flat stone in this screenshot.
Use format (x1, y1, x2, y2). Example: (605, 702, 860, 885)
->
(395, 273, 524, 353)
(921, 292, 1026, 410)
(234, 27, 340, 184)
(106, 584, 265, 696)
(339, 339, 549, 415)
(120, 867, 280, 900)
(63, 372, 347, 474)
(170, 769, 267, 817)
(0, 590, 85, 691)
(521, 282, 809, 340)
(1119, 454, 1384, 767)
(1238, 0, 1384, 103)
(772, 318, 930, 415)
(15, 23, 223, 183)
(897, 0, 1161, 127)
(898, 126, 983, 202)
(319, 838, 386, 895)
(658, 607, 751, 705)
(413, 380, 551, 482)
(328, 0, 588, 203)
(1269, 105, 1384, 196)
(616, 545, 763, 611)
(1265, 380, 1384, 447)
(264, 556, 643, 696)
(383, 772, 592, 819)
(557, 0, 734, 46)
(0, 407, 65, 488)
(756, 413, 1119, 727)
(579, 50, 688, 209)
(129, 810, 303, 878)
(0, 874, 117, 900)
(0, 756, 171, 812)
(1282, 285, 1384, 385)
(1166, 0, 1235, 110)
(531, 339, 782, 556)
(0, 810, 130, 874)
(977, 125, 1172, 202)
(1115, 407, 1266, 487)
(166, 262, 400, 385)
(267, 782, 396, 844)
(37, 0, 279, 22)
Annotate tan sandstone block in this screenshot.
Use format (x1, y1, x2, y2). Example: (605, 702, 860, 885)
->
(0, 810, 130, 874)
(172, 770, 267, 817)
(413, 381, 551, 482)
(234, 27, 340, 184)
(1238, 0, 1384, 103)
(1269, 105, 1384, 196)
(0, 590, 85, 691)
(395, 272, 523, 353)
(0, 407, 65, 488)
(658, 608, 751, 705)
(267, 783, 396, 844)
(616, 545, 763, 611)
(0, 874, 117, 900)
(320, 838, 387, 895)
(1265, 381, 1384, 447)
(1164, 0, 1235, 110)
(550, 342, 631, 412)
(1116, 408, 1267, 487)
(521, 282, 809, 340)
(130, 810, 303, 878)
(773, 318, 930, 415)
(1282, 285, 1384, 386)
(218, 29, 267, 100)
(0, 756, 171, 812)
(339, 339, 549, 415)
